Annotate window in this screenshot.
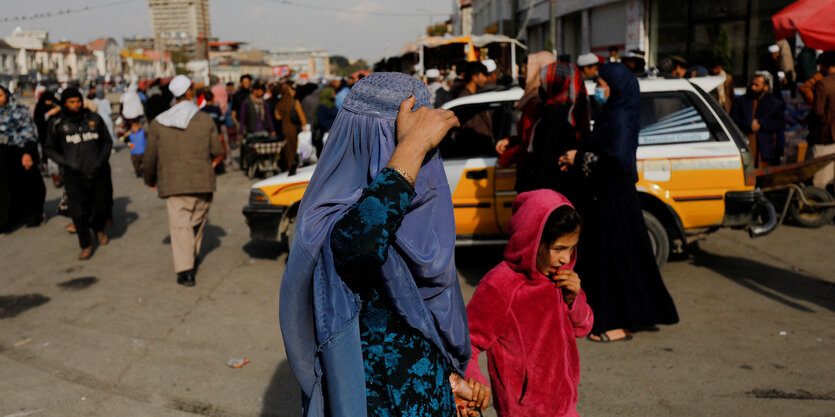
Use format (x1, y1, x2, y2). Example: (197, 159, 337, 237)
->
(638, 93, 715, 145)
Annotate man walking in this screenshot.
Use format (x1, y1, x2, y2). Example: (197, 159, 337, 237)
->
(143, 75, 223, 286)
(811, 51, 835, 193)
(45, 87, 113, 260)
(730, 72, 785, 167)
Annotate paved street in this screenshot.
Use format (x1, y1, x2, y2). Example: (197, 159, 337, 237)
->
(1, 152, 833, 417)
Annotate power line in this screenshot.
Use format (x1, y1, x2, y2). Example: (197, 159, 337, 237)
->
(259, 0, 446, 18)
(0, 0, 139, 23)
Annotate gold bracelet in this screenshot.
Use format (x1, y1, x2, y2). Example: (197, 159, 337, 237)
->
(389, 166, 415, 186)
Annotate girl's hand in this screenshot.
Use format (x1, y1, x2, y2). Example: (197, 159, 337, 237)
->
(553, 269, 581, 306)
(468, 377, 491, 412)
(558, 150, 577, 172)
(495, 138, 509, 154)
(21, 153, 33, 170)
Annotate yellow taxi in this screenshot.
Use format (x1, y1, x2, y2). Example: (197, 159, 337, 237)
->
(243, 76, 776, 267)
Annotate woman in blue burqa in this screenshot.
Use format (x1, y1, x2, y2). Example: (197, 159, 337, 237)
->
(559, 63, 679, 343)
(280, 73, 490, 416)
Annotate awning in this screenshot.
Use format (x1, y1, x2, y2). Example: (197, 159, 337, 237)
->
(772, 0, 835, 50)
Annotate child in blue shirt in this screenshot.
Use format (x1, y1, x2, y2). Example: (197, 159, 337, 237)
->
(127, 119, 146, 177)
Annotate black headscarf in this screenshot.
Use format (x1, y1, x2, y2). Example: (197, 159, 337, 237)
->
(587, 63, 641, 181)
(34, 91, 57, 139)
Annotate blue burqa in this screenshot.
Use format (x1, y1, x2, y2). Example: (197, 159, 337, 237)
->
(279, 72, 470, 417)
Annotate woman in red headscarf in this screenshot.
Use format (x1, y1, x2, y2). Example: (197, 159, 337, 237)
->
(515, 62, 590, 202)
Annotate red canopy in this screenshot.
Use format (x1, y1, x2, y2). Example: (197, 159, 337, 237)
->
(772, 0, 835, 49)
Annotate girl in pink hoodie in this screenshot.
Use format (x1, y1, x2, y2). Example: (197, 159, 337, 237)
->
(465, 189, 594, 417)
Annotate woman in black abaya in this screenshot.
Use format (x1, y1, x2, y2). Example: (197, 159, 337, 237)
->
(559, 63, 678, 342)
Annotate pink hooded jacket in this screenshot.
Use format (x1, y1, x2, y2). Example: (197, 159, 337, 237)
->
(465, 189, 593, 417)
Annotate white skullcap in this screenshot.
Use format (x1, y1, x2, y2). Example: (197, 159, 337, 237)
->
(768, 44, 780, 53)
(425, 68, 441, 79)
(482, 59, 497, 73)
(168, 75, 192, 97)
(577, 53, 599, 67)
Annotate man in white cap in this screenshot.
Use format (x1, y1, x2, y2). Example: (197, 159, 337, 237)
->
(760, 44, 785, 100)
(143, 75, 223, 287)
(425, 68, 445, 108)
(577, 53, 600, 80)
(481, 58, 499, 88)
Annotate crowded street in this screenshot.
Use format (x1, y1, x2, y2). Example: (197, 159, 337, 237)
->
(0, 150, 833, 416)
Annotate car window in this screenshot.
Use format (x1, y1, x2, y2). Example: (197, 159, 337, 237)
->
(639, 93, 717, 145)
(439, 101, 512, 159)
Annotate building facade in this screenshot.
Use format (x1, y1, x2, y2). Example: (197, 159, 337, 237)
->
(88, 38, 122, 77)
(463, 0, 790, 86)
(267, 48, 330, 79)
(148, 0, 212, 58)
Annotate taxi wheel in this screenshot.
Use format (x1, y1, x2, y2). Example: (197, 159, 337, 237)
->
(789, 186, 835, 228)
(643, 210, 669, 269)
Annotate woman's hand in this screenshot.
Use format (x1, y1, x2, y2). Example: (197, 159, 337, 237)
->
(387, 96, 459, 184)
(395, 95, 459, 154)
(450, 374, 490, 416)
(21, 153, 34, 171)
(495, 138, 509, 155)
(553, 269, 581, 306)
(46, 106, 61, 118)
(558, 150, 577, 172)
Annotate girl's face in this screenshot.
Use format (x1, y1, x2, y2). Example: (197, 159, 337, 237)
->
(536, 227, 581, 277)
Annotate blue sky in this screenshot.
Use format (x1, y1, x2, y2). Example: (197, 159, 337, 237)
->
(0, 0, 454, 61)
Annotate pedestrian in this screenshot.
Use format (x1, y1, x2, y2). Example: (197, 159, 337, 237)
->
(481, 58, 499, 89)
(810, 51, 835, 193)
(658, 55, 688, 78)
(466, 189, 592, 417)
(45, 87, 113, 260)
(495, 51, 555, 167)
(224, 82, 239, 151)
(238, 81, 275, 138)
(120, 78, 145, 123)
(126, 118, 146, 177)
(760, 44, 785, 100)
(730, 72, 785, 167)
(799, 53, 826, 105)
(709, 58, 736, 113)
(142, 75, 223, 286)
(279, 73, 486, 416)
(0, 84, 46, 231)
(231, 74, 252, 124)
(274, 83, 306, 175)
(577, 53, 600, 80)
(315, 86, 337, 148)
(607, 45, 620, 62)
(334, 79, 350, 109)
(92, 86, 117, 148)
(454, 61, 488, 98)
(33, 90, 62, 186)
(796, 46, 819, 84)
(558, 63, 679, 342)
(425, 68, 444, 107)
(622, 50, 647, 75)
(516, 62, 590, 203)
(455, 62, 494, 150)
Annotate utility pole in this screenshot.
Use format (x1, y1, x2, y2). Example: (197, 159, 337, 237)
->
(549, 0, 557, 57)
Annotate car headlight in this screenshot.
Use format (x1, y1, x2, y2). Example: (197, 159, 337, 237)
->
(249, 189, 270, 205)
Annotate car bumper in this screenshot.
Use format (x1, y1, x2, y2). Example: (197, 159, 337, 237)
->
(723, 190, 777, 237)
(242, 204, 287, 241)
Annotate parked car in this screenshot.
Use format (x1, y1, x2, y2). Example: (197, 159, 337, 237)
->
(243, 76, 776, 267)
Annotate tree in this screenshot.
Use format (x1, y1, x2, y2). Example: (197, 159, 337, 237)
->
(170, 50, 190, 76)
(427, 23, 450, 37)
(329, 55, 350, 69)
(330, 57, 369, 77)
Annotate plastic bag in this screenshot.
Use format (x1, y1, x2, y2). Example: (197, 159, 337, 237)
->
(297, 129, 317, 164)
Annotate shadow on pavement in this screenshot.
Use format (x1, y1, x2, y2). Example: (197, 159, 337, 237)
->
(198, 223, 226, 259)
(690, 247, 835, 313)
(260, 360, 302, 417)
(243, 240, 285, 260)
(455, 245, 505, 287)
(44, 196, 63, 222)
(108, 196, 138, 240)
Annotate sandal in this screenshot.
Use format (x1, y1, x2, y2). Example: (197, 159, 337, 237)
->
(587, 329, 633, 343)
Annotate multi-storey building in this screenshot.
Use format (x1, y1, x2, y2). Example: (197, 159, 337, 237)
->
(148, 0, 212, 58)
(266, 48, 330, 79)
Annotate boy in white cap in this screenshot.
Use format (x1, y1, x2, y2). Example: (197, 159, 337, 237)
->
(760, 44, 786, 100)
(577, 53, 600, 80)
(482, 58, 499, 88)
(143, 75, 224, 286)
(425, 68, 445, 107)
